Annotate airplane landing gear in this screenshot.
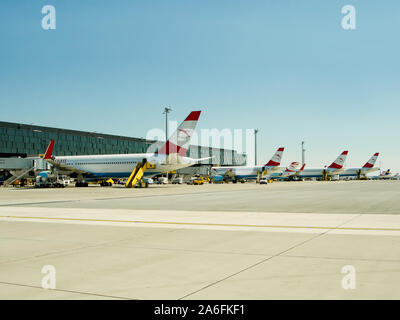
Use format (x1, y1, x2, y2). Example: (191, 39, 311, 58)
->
(75, 182, 88, 187)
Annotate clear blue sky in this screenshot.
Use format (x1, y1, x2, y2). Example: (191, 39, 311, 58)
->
(0, 1, 399, 171)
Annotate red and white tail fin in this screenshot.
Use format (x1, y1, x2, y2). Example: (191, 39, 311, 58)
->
(43, 140, 55, 160)
(157, 111, 201, 156)
(362, 152, 379, 168)
(294, 163, 306, 176)
(328, 151, 348, 169)
(285, 161, 300, 173)
(264, 147, 284, 167)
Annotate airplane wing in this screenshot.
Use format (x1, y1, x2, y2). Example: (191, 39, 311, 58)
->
(192, 156, 215, 163)
(264, 166, 284, 175)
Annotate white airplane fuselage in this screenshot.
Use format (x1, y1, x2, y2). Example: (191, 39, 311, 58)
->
(212, 166, 282, 180)
(53, 153, 196, 179)
(298, 168, 344, 178)
(340, 167, 379, 177)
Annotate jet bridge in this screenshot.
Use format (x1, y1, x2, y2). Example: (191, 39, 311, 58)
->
(0, 157, 50, 187)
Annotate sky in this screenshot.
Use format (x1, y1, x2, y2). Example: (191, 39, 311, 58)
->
(0, 1, 399, 171)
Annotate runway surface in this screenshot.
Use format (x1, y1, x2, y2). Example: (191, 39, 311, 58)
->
(0, 180, 399, 299)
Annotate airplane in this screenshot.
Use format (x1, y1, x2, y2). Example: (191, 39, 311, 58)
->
(269, 162, 306, 180)
(211, 147, 285, 183)
(298, 151, 348, 180)
(339, 153, 380, 179)
(372, 169, 399, 180)
(42, 111, 206, 186)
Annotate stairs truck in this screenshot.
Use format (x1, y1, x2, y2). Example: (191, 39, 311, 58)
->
(125, 159, 156, 188)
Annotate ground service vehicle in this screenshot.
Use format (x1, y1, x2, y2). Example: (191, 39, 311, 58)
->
(187, 176, 205, 185)
(212, 175, 224, 183)
(172, 177, 183, 184)
(156, 177, 168, 184)
(35, 171, 70, 188)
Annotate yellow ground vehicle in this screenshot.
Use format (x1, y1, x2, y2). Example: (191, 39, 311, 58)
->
(187, 176, 205, 185)
(125, 159, 155, 188)
(193, 177, 204, 185)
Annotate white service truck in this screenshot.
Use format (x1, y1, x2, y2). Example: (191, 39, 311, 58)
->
(35, 171, 70, 188)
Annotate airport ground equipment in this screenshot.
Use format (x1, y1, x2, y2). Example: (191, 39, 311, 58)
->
(212, 175, 224, 183)
(156, 177, 168, 185)
(96, 178, 114, 187)
(35, 171, 70, 188)
(125, 159, 155, 188)
(143, 177, 154, 184)
(2, 167, 34, 187)
(1, 157, 50, 187)
(187, 176, 205, 185)
(172, 177, 183, 184)
(256, 169, 267, 183)
(193, 177, 205, 185)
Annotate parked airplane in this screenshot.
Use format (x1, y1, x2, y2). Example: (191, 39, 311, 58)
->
(43, 111, 205, 186)
(372, 169, 399, 180)
(211, 147, 285, 182)
(339, 153, 380, 178)
(269, 162, 306, 180)
(298, 151, 348, 180)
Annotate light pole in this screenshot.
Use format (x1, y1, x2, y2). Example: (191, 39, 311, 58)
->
(163, 107, 172, 141)
(162, 107, 172, 179)
(163, 107, 172, 153)
(301, 141, 305, 166)
(254, 129, 259, 166)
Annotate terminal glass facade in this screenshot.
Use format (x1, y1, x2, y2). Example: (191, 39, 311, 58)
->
(0, 122, 246, 166)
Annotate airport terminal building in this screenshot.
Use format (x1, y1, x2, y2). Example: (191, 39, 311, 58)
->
(0, 121, 246, 168)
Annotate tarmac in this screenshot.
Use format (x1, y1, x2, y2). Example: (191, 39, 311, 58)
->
(0, 180, 399, 299)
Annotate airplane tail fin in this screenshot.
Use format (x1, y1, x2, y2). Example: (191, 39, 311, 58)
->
(157, 111, 201, 156)
(285, 161, 300, 173)
(328, 151, 348, 169)
(379, 170, 389, 176)
(362, 152, 379, 168)
(294, 163, 306, 176)
(264, 147, 284, 167)
(43, 140, 55, 160)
